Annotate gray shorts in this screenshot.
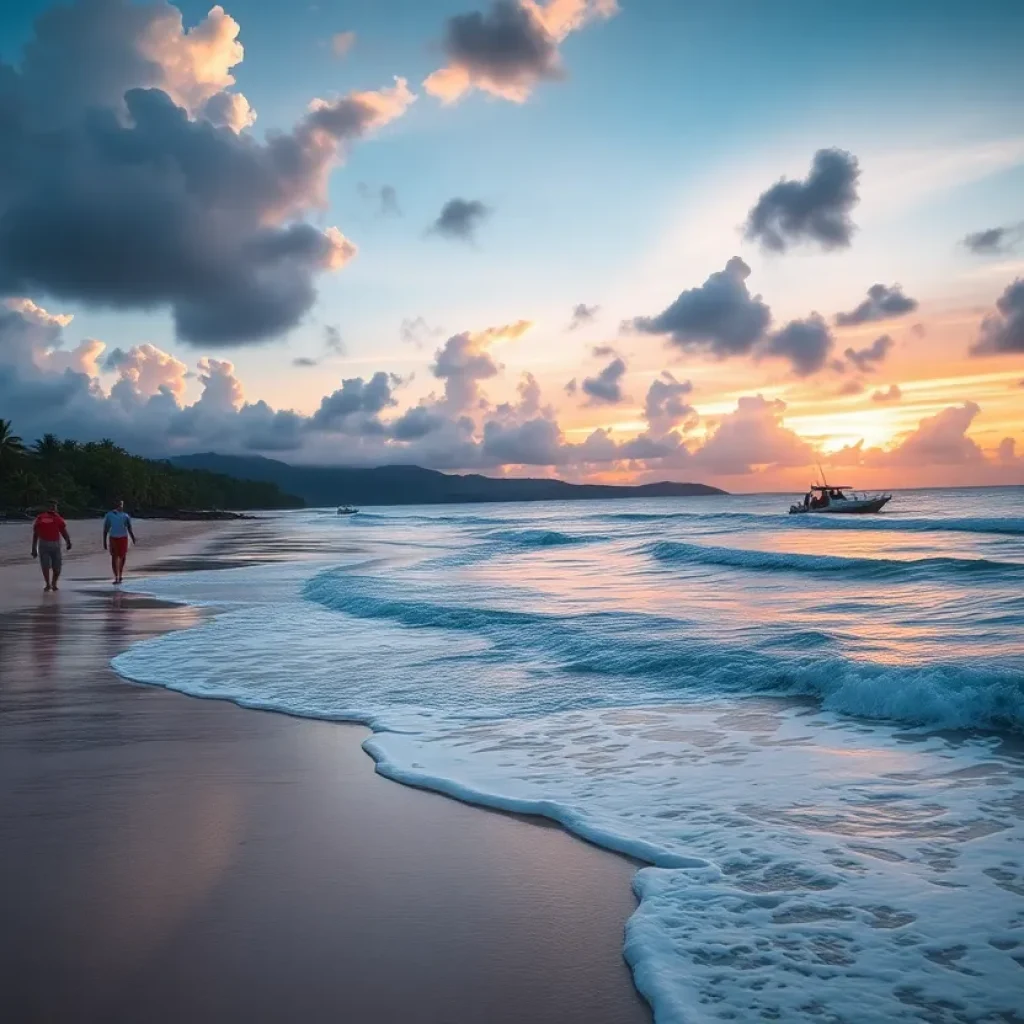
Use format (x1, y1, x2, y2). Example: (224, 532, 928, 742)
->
(38, 540, 63, 572)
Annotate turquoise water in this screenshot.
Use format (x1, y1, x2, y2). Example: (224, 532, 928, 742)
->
(115, 488, 1024, 1022)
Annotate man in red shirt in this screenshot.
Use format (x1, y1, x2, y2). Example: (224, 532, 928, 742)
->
(31, 500, 73, 592)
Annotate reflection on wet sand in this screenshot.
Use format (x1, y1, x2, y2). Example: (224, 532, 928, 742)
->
(0, 533, 649, 1024)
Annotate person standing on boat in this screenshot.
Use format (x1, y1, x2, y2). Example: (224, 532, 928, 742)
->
(103, 499, 136, 585)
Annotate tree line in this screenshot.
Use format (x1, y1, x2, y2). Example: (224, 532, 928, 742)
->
(0, 420, 303, 515)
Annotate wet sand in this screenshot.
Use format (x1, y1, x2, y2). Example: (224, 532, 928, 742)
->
(0, 524, 650, 1023)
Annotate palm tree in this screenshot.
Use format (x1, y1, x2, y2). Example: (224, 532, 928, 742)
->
(34, 433, 62, 459)
(8, 469, 45, 507)
(0, 419, 27, 472)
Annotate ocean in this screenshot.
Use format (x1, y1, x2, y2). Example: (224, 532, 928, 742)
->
(113, 487, 1024, 1023)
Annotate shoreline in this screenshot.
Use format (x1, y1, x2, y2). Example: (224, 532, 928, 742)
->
(0, 521, 651, 1023)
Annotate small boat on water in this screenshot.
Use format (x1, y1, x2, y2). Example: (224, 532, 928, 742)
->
(789, 484, 891, 515)
(337, 505, 359, 515)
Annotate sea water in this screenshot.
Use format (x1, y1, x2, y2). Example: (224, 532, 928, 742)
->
(113, 488, 1024, 1023)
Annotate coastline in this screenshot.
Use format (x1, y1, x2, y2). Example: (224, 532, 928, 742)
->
(0, 521, 651, 1024)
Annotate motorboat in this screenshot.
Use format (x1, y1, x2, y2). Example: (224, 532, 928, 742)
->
(337, 505, 359, 515)
(789, 484, 891, 515)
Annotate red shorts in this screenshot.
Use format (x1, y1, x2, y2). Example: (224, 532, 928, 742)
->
(109, 536, 129, 558)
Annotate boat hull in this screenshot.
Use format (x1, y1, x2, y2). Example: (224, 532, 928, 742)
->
(789, 496, 891, 515)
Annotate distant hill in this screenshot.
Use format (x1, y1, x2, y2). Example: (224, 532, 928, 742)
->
(0, 427, 303, 515)
(169, 453, 727, 507)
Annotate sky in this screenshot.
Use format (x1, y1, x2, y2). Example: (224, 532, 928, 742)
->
(0, 0, 1021, 492)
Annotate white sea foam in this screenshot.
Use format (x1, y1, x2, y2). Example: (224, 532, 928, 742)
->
(113, 495, 1024, 1022)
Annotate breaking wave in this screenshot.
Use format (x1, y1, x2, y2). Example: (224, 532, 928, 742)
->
(646, 539, 1024, 581)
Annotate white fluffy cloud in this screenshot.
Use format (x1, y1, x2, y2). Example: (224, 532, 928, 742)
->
(693, 396, 815, 475)
(1, 299, 1014, 482)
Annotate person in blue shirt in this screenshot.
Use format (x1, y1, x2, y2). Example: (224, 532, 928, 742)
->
(102, 500, 136, 585)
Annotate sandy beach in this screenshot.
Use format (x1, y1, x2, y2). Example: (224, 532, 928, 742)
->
(0, 520, 650, 1024)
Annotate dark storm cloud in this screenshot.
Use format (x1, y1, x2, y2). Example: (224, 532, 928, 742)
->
(629, 257, 772, 358)
(744, 148, 860, 253)
(581, 357, 627, 404)
(568, 303, 599, 330)
(962, 222, 1024, 255)
(429, 198, 491, 242)
(763, 314, 834, 377)
(971, 279, 1024, 355)
(844, 334, 894, 372)
(0, 1, 412, 345)
(835, 284, 918, 327)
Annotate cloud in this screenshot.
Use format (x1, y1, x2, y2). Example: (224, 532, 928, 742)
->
(998, 438, 1020, 465)
(835, 284, 918, 327)
(423, 0, 617, 104)
(295, 324, 344, 366)
(107, 342, 188, 399)
(9, 295, 1012, 482)
(431, 320, 531, 410)
(310, 372, 401, 430)
(1, 298, 102, 378)
(762, 314, 834, 376)
(744, 148, 860, 253)
(844, 334, 894, 373)
(0, 297, 652, 469)
(871, 384, 902, 403)
(400, 316, 443, 348)
(837, 379, 865, 397)
(962, 222, 1024, 255)
(971, 279, 1024, 355)
(387, 405, 447, 441)
(429, 198, 491, 242)
(568, 303, 599, 330)
(879, 402, 984, 466)
(324, 325, 345, 354)
(694, 396, 814, 475)
(358, 182, 401, 217)
(581, 356, 627, 404)
(564, 377, 577, 395)
(482, 415, 564, 465)
(16, 0, 256, 132)
(591, 344, 616, 357)
(629, 257, 772, 358)
(332, 31, 356, 57)
(644, 372, 695, 436)
(0, 0, 415, 345)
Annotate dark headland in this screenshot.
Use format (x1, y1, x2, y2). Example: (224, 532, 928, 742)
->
(171, 453, 727, 507)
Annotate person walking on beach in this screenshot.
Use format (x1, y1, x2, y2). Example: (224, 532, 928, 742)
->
(103, 500, 136, 585)
(31, 500, 72, 592)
